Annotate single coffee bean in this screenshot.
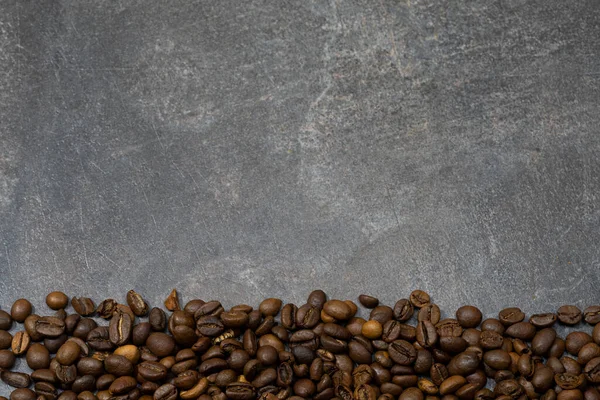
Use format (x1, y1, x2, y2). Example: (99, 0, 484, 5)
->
(584, 357, 600, 383)
(531, 328, 557, 356)
(558, 305, 583, 325)
(505, 321, 536, 340)
(448, 351, 480, 376)
(43, 333, 68, 353)
(56, 341, 81, 365)
(164, 289, 181, 311)
(95, 299, 117, 319)
(323, 300, 352, 320)
(456, 306, 482, 328)
(2, 371, 32, 388)
(146, 332, 175, 357)
(307, 290, 327, 309)
(419, 304, 442, 324)
(296, 304, 320, 328)
(481, 318, 505, 334)
(73, 318, 96, 339)
(440, 336, 468, 354)
(370, 305, 394, 324)
(393, 299, 414, 322)
(389, 340, 417, 365)
(362, 320, 383, 339)
(498, 308, 524, 326)
(71, 297, 95, 316)
(126, 290, 149, 316)
(410, 290, 431, 308)
(0, 310, 12, 330)
(26, 343, 51, 370)
(584, 306, 600, 325)
(400, 387, 425, 400)
(226, 382, 255, 400)
(579, 342, 600, 364)
(567, 332, 593, 355)
(483, 349, 512, 370)
(108, 376, 137, 395)
(259, 298, 283, 316)
(0, 330, 11, 352)
(415, 348, 434, 374)
(529, 313, 557, 328)
(148, 307, 166, 331)
(220, 311, 249, 328)
(108, 312, 132, 346)
(86, 326, 113, 351)
(104, 354, 134, 376)
(440, 376, 467, 395)
(197, 315, 225, 337)
(417, 320, 439, 348)
(12, 331, 31, 355)
(55, 364, 77, 384)
(281, 304, 297, 330)
(155, 383, 178, 400)
(11, 299, 33, 322)
(46, 292, 69, 310)
(359, 295, 379, 308)
(436, 319, 463, 337)
(9, 389, 36, 400)
(0, 349, 16, 368)
(35, 316, 66, 338)
(479, 330, 503, 349)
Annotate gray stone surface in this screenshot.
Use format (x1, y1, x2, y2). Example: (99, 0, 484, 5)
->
(0, 0, 600, 391)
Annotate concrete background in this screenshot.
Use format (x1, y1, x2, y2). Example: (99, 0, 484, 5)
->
(0, 1, 599, 382)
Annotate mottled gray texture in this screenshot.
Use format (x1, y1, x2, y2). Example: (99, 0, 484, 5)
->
(0, 0, 600, 391)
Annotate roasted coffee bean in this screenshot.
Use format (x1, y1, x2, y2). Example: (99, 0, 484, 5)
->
(389, 340, 417, 365)
(532, 328, 557, 355)
(46, 292, 68, 310)
(164, 289, 181, 311)
(86, 327, 113, 351)
(12, 331, 31, 355)
(359, 295, 379, 308)
(567, 332, 593, 355)
(394, 299, 414, 322)
(436, 319, 463, 337)
(71, 297, 95, 316)
(155, 383, 178, 400)
(505, 321, 536, 340)
(370, 306, 394, 324)
(55, 364, 77, 384)
(417, 320, 439, 348)
(0, 349, 16, 369)
(2, 371, 31, 388)
(26, 343, 51, 370)
(146, 332, 175, 357)
(456, 306, 482, 328)
(9, 389, 36, 400)
(11, 299, 33, 322)
(558, 305, 583, 325)
(530, 313, 557, 328)
(95, 299, 117, 319)
(73, 318, 97, 339)
(108, 312, 132, 346)
(35, 316, 65, 338)
(498, 308, 525, 326)
(583, 306, 600, 325)
(281, 304, 297, 330)
(0, 310, 12, 331)
(410, 290, 431, 308)
(484, 349, 512, 370)
(126, 290, 148, 316)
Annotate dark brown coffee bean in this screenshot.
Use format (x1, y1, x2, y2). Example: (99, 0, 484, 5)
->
(393, 299, 414, 321)
(44, 333, 68, 353)
(71, 375, 95, 393)
(481, 318, 505, 334)
(108, 376, 137, 395)
(567, 332, 593, 355)
(295, 304, 320, 328)
(306, 290, 327, 309)
(584, 357, 600, 383)
(12, 331, 30, 355)
(400, 387, 424, 400)
(584, 306, 600, 325)
(155, 383, 178, 400)
(54, 363, 77, 384)
(95, 299, 117, 319)
(0, 349, 16, 369)
(95, 373, 115, 390)
(108, 312, 132, 346)
(259, 298, 282, 317)
(529, 365, 554, 392)
(2, 371, 31, 388)
(11, 299, 32, 322)
(439, 376, 467, 395)
(258, 334, 285, 352)
(563, 356, 583, 375)
(0, 330, 11, 350)
(550, 337, 566, 358)
(323, 300, 352, 320)
(436, 319, 463, 337)
(86, 327, 113, 351)
(35, 316, 65, 338)
(555, 373, 586, 390)
(558, 305, 583, 325)
(359, 295, 379, 309)
(370, 306, 394, 324)
(448, 351, 480, 376)
(498, 308, 524, 326)
(73, 318, 96, 339)
(125, 290, 148, 316)
(26, 343, 51, 370)
(529, 313, 557, 328)
(0, 311, 12, 331)
(531, 328, 557, 355)
(389, 340, 417, 365)
(440, 336, 468, 354)
(280, 303, 297, 330)
(417, 321, 438, 348)
(10, 389, 36, 400)
(430, 363, 449, 386)
(146, 332, 175, 357)
(410, 290, 431, 308)
(479, 330, 503, 349)
(585, 388, 600, 400)
(456, 306, 482, 328)
(103, 354, 133, 376)
(419, 304, 442, 324)
(34, 381, 58, 399)
(71, 297, 95, 316)
(578, 342, 600, 364)
(54, 341, 80, 366)
(493, 379, 522, 398)
(220, 311, 249, 328)
(196, 315, 225, 337)
(415, 348, 434, 374)
(483, 349, 511, 370)
(76, 357, 104, 377)
(462, 329, 481, 347)
(46, 292, 68, 310)
(558, 390, 584, 400)
(226, 382, 255, 400)
(505, 321, 536, 340)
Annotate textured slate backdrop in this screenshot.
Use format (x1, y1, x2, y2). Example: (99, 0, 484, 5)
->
(0, 1, 599, 392)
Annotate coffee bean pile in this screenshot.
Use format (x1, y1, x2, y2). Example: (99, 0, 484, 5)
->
(0, 289, 599, 400)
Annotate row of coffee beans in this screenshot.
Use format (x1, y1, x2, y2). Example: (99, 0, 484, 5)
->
(0, 289, 599, 400)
